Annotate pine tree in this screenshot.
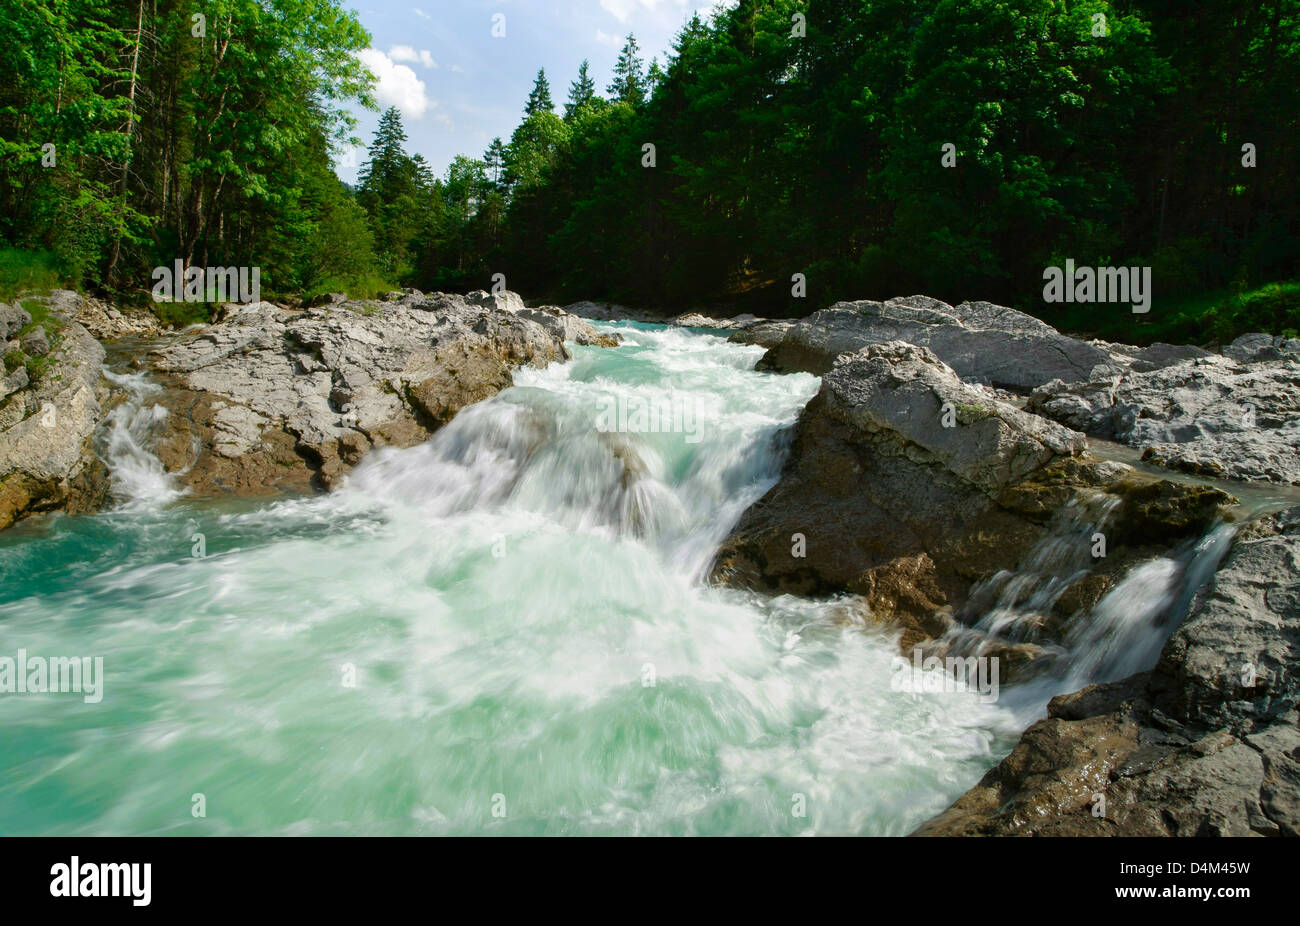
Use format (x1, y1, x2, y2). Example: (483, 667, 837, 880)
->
(646, 57, 665, 97)
(484, 137, 507, 189)
(565, 60, 597, 119)
(357, 107, 413, 210)
(607, 35, 646, 106)
(524, 68, 553, 116)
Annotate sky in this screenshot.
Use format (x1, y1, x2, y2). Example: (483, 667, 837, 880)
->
(334, 0, 724, 184)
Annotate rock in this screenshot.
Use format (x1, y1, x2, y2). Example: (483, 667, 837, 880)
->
(914, 508, 1300, 836)
(0, 320, 109, 529)
(1224, 332, 1300, 364)
(0, 302, 31, 339)
(516, 306, 621, 347)
(0, 366, 28, 403)
(20, 326, 50, 357)
(728, 320, 795, 348)
(1129, 342, 1215, 372)
(671, 312, 763, 330)
(465, 289, 525, 314)
(758, 296, 1118, 390)
(45, 289, 159, 340)
(1149, 509, 1300, 731)
(1029, 355, 1300, 484)
(563, 300, 663, 323)
(712, 341, 1086, 638)
(308, 292, 348, 308)
(145, 291, 572, 496)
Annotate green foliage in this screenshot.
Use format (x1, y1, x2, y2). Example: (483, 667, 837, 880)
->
(3, 0, 1297, 340)
(448, 0, 1299, 327)
(524, 69, 554, 116)
(1059, 281, 1300, 346)
(565, 61, 599, 120)
(150, 301, 215, 328)
(608, 34, 647, 106)
(0, 247, 70, 300)
(0, 0, 382, 300)
(19, 298, 65, 335)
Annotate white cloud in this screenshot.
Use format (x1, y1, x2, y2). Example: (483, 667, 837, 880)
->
(359, 48, 433, 119)
(595, 29, 622, 47)
(599, 0, 684, 24)
(449, 63, 464, 74)
(389, 45, 438, 69)
(412, 7, 430, 19)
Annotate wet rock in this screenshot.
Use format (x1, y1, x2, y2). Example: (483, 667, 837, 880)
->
(712, 342, 1086, 639)
(1129, 342, 1215, 372)
(1149, 510, 1300, 731)
(915, 508, 1300, 836)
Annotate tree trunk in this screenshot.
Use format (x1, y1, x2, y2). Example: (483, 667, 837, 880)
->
(105, 0, 145, 287)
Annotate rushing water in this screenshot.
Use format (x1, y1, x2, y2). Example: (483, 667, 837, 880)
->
(0, 321, 1224, 835)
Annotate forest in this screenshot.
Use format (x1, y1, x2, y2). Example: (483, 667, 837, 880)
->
(2, 0, 1297, 340)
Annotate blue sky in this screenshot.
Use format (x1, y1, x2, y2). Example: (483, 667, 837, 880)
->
(335, 0, 723, 184)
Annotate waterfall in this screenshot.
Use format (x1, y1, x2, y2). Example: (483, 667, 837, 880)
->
(935, 485, 1237, 699)
(99, 369, 184, 508)
(1062, 523, 1235, 687)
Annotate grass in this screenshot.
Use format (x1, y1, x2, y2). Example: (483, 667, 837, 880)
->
(1054, 281, 1300, 346)
(150, 300, 215, 328)
(18, 298, 66, 335)
(0, 247, 70, 301)
(300, 273, 399, 304)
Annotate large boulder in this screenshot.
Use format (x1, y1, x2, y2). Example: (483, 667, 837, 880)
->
(515, 305, 621, 347)
(712, 342, 1088, 642)
(1029, 354, 1300, 485)
(757, 296, 1119, 390)
(914, 508, 1300, 836)
(146, 291, 578, 494)
(0, 318, 109, 529)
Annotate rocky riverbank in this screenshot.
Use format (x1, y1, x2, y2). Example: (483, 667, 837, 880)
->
(0, 289, 611, 523)
(143, 290, 611, 495)
(0, 294, 111, 529)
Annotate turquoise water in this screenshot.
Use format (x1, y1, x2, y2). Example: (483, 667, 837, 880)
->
(0, 322, 1026, 835)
